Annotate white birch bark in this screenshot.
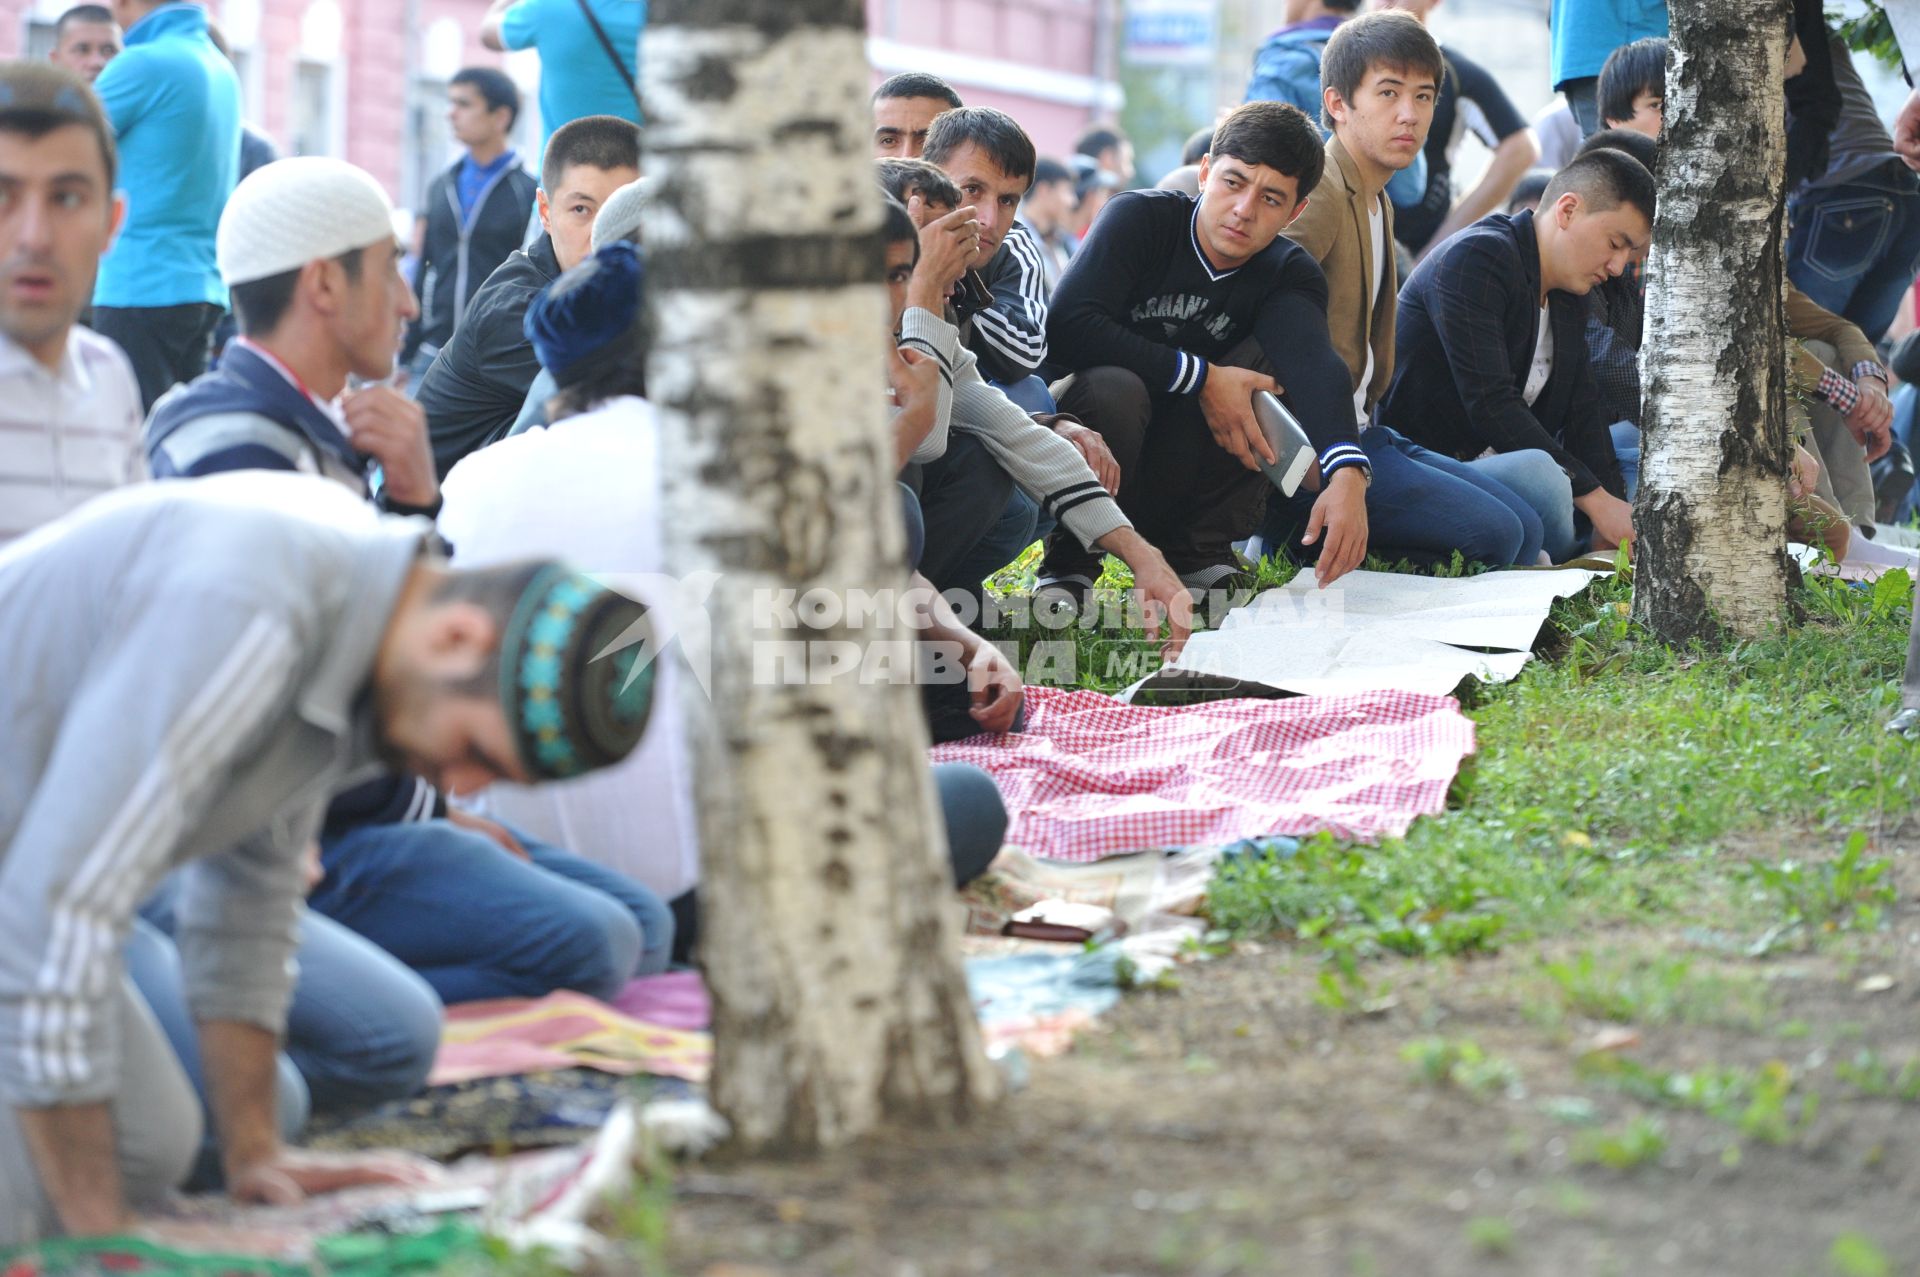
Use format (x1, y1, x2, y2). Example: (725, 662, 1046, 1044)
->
(641, 0, 998, 1152)
(1632, 0, 1795, 642)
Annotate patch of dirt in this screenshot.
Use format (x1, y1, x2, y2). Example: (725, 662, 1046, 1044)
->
(665, 838, 1920, 1276)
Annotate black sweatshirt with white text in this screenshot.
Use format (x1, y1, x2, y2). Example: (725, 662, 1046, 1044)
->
(1047, 189, 1362, 474)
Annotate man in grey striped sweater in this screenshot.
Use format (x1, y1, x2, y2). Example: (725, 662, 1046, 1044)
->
(0, 474, 652, 1245)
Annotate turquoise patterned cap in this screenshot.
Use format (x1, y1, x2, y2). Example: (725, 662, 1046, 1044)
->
(499, 565, 656, 781)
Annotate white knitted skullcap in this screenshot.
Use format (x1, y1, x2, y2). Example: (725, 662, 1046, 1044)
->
(218, 157, 397, 286)
(591, 178, 653, 251)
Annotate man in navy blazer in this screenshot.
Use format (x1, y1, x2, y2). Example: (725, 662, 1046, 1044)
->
(1381, 148, 1652, 560)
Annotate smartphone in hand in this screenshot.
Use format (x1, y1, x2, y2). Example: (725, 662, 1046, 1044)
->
(1252, 390, 1315, 497)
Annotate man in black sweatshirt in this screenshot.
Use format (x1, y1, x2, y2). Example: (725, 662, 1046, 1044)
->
(1041, 99, 1369, 598)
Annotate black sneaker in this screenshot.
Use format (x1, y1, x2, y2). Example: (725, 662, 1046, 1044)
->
(1032, 573, 1095, 626)
(1178, 564, 1258, 627)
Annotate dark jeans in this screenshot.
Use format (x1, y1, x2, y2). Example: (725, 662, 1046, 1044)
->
(1787, 162, 1920, 344)
(312, 818, 674, 1005)
(1562, 77, 1600, 135)
(908, 431, 1016, 598)
(1256, 425, 1545, 568)
(1041, 342, 1272, 581)
(92, 302, 224, 413)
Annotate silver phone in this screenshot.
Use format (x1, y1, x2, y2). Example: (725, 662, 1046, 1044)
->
(1252, 390, 1315, 497)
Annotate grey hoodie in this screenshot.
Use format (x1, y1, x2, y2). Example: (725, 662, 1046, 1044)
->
(0, 473, 426, 1108)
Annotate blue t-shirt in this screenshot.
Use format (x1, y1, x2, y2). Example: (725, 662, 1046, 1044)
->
(456, 150, 518, 222)
(1549, 0, 1668, 88)
(93, 3, 241, 308)
(500, 0, 644, 160)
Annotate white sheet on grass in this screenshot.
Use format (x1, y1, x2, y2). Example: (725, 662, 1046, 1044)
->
(1156, 566, 1604, 699)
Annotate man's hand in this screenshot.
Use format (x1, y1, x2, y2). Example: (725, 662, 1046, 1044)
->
(227, 1146, 440, 1207)
(1577, 489, 1636, 555)
(1054, 419, 1121, 493)
(447, 807, 528, 859)
(1301, 468, 1369, 586)
(342, 385, 437, 509)
(1196, 365, 1280, 471)
(1845, 380, 1895, 461)
(966, 642, 1024, 734)
(908, 198, 979, 308)
(889, 346, 942, 468)
(1896, 88, 1920, 172)
(1789, 442, 1822, 500)
(1094, 528, 1194, 658)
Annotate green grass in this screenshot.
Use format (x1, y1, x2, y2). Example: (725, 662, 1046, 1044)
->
(1532, 951, 1774, 1030)
(1207, 568, 1917, 962)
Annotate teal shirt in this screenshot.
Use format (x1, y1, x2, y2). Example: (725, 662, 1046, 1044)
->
(501, 0, 644, 160)
(93, 3, 241, 309)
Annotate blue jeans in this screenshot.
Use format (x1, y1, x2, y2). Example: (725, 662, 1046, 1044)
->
(1261, 426, 1543, 567)
(1612, 421, 1642, 501)
(1471, 447, 1579, 562)
(311, 819, 675, 1005)
(1787, 164, 1920, 344)
(989, 374, 1057, 416)
(134, 885, 442, 1122)
(934, 763, 1008, 888)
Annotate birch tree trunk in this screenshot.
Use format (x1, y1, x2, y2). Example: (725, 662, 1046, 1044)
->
(1631, 0, 1794, 643)
(640, 0, 999, 1152)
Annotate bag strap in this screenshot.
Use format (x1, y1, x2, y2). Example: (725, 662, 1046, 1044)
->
(571, 0, 641, 108)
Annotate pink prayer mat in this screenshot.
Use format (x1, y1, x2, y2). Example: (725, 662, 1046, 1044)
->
(430, 990, 711, 1086)
(930, 686, 1476, 862)
(608, 969, 711, 1030)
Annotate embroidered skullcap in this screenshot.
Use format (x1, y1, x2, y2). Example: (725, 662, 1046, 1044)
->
(524, 241, 642, 388)
(218, 157, 395, 286)
(499, 564, 656, 781)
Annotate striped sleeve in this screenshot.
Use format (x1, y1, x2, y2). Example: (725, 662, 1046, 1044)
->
(968, 223, 1052, 381)
(148, 412, 314, 480)
(898, 306, 959, 465)
(0, 596, 303, 1106)
(947, 342, 1129, 550)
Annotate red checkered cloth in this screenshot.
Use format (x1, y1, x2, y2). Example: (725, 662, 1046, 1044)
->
(931, 687, 1476, 862)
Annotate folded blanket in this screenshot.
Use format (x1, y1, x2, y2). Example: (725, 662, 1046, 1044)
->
(931, 686, 1475, 862)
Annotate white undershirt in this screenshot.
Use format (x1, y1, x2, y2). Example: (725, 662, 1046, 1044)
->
(1523, 304, 1553, 407)
(1354, 195, 1386, 427)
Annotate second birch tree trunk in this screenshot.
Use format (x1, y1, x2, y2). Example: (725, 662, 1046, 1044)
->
(1632, 0, 1794, 643)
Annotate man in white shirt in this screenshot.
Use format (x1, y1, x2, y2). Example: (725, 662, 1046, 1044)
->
(0, 63, 143, 551)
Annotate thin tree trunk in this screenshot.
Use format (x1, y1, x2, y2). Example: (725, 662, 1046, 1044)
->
(1632, 0, 1794, 643)
(641, 0, 999, 1152)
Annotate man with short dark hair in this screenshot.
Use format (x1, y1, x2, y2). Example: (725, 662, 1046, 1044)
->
(872, 72, 963, 158)
(403, 67, 539, 375)
(47, 4, 120, 82)
(89, 0, 241, 412)
(923, 107, 1052, 396)
(1264, 12, 1551, 569)
(1042, 100, 1368, 600)
(1020, 157, 1077, 289)
(416, 114, 641, 474)
(1075, 123, 1135, 187)
(1596, 37, 1667, 138)
(1384, 149, 1652, 559)
(0, 472, 653, 1245)
(1376, 0, 1539, 258)
(0, 63, 142, 553)
(1245, 0, 1426, 208)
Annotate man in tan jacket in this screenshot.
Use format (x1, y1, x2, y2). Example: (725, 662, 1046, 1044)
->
(1255, 11, 1562, 568)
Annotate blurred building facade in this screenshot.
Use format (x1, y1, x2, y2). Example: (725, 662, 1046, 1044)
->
(0, 0, 1134, 221)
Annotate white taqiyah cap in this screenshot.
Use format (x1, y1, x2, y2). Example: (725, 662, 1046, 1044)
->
(217, 157, 397, 287)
